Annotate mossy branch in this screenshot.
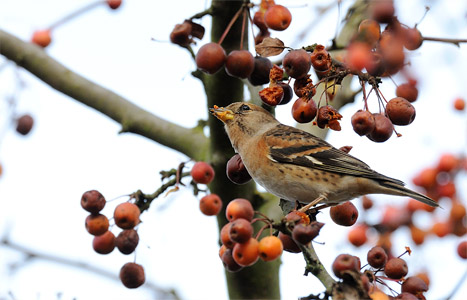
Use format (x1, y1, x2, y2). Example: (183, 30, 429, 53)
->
(0, 29, 209, 161)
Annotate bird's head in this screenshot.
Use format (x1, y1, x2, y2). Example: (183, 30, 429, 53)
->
(210, 102, 279, 149)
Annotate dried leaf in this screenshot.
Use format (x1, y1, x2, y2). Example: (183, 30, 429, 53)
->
(255, 37, 286, 57)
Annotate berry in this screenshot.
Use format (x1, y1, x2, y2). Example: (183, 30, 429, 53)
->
(221, 248, 243, 272)
(365, 51, 385, 76)
(367, 246, 388, 268)
(16, 114, 34, 135)
(31, 30, 51, 48)
(81, 190, 106, 214)
(292, 222, 324, 244)
(259, 84, 284, 106)
(403, 27, 423, 50)
(232, 237, 260, 266)
(358, 19, 381, 46)
(229, 218, 253, 244)
(195, 43, 226, 74)
(225, 50, 255, 79)
(345, 42, 372, 71)
(396, 293, 419, 300)
(430, 221, 451, 238)
(278, 232, 301, 253)
(92, 231, 116, 254)
(119, 262, 145, 289)
(347, 224, 368, 247)
(191, 161, 215, 184)
(293, 75, 315, 98)
(367, 113, 393, 142)
(362, 196, 374, 210)
(114, 202, 140, 229)
(277, 82, 293, 105)
(220, 223, 235, 249)
(264, 5, 292, 31)
(330, 201, 359, 226)
(85, 214, 109, 236)
(248, 56, 273, 86)
(226, 154, 252, 185)
(332, 254, 360, 278)
(454, 98, 465, 111)
(370, 0, 395, 23)
(316, 105, 342, 131)
(258, 236, 283, 261)
(282, 49, 311, 79)
(401, 276, 428, 297)
(292, 97, 317, 123)
(384, 257, 408, 279)
(106, 0, 122, 9)
(285, 210, 310, 226)
(457, 241, 467, 259)
(225, 198, 254, 222)
(396, 83, 418, 103)
(253, 10, 268, 32)
(352, 110, 375, 136)
(199, 194, 222, 216)
(386, 97, 416, 126)
(116, 229, 139, 254)
(437, 153, 459, 172)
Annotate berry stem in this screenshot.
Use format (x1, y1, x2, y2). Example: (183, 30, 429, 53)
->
(48, 1, 103, 30)
(239, 8, 247, 50)
(217, 4, 245, 45)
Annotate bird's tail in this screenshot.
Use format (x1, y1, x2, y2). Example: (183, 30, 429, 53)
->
(379, 181, 439, 207)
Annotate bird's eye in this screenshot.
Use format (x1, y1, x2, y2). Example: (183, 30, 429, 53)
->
(240, 104, 250, 111)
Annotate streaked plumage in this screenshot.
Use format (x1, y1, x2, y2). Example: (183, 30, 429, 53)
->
(210, 102, 438, 207)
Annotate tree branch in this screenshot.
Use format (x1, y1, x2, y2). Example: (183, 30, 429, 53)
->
(0, 29, 209, 161)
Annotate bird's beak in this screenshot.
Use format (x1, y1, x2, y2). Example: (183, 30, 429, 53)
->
(209, 105, 234, 123)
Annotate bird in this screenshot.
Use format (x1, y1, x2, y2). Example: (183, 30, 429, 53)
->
(210, 102, 438, 208)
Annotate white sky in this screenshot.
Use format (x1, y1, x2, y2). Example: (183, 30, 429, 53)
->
(0, 0, 466, 299)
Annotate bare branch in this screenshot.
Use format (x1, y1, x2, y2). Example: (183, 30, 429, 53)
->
(0, 29, 209, 161)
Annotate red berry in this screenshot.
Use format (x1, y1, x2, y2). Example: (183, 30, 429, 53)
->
(226, 154, 252, 185)
(225, 50, 255, 79)
(85, 214, 109, 236)
(384, 257, 408, 279)
(403, 27, 423, 50)
(264, 5, 292, 31)
(346, 42, 372, 71)
(195, 43, 226, 74)
(386, 97, 416, 126)
(81, 190, 106, 214)
(457, 241, 467, 259)
(119, 262, 145, 289)
(229, 218, 253, 244)
(278, 232, 301, 253)
(351, 110, 375, 136)
(292, 97, 317, 123)
(278, 82, 293, 105)
(106, 0, 122, 9)
(332, 254, 360, 278)
(396, 83, 419, 103)
(401, 276, 428, 297)
(367, 246, 388, 268)
(330, 201, 359, 226)
(220, 223, 235, 249)
(199, 194, 223, 216)
(347, 224, 368, 247)
(221, 248, 243, 272)
(191, 161, 215, 184)
(282, 49, 311, 79)
(92, 231, 115, 254)
(170, 21, 192, 46)
(370, 0, 395, 23)
(248, 56, 273, 86)
(16, 114, 34, 135)
(367, 113, 393, 142)
(454, 98, 465, 111)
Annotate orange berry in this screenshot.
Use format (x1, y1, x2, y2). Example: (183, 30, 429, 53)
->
(450, 202, 466, 221)
(430, 221, 451, 238)
(219, 245, 227, 259)
(410, 225, 426, 245)
(114, 202, 140, 229)
(232, 237, 260, 266)
(346, 42, 372, 71)
(454, 98, 465, 111)
(199, 194, 222, 216)
(437, 153, 459, 172)
(191, 161, 215, 184)
(92, 230, 115, 254)
(358, 19, 381, 46)
(258, 236, 283, 261)
(414, 167, 438, 188)
(220, 223, 235, 249)
(31, 29, 52, 48)
(85, 213, 109, 236)
(264, 5, 292, 31)
(225, 198, 254, 222)
(348, 224, 368, 247)
(457, 241, 467, 259)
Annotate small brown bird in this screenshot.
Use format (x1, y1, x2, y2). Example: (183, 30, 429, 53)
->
(210, 102, 438, 208)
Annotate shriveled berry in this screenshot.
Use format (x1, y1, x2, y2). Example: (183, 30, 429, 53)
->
(330, 202, 359, 226)
(367, 246, 388, 268)
(367, 113, 393, 142)
(292, 222, 324, 244)
(317, 105, 342, 130)
(293, 75, 315, 98)
(278, 82, 293, 105)
(120, 262, 145, 289)
(81, 190, 106, 214)
(221, 248, 243, 272)
(401, 276, 428, 297)
(386, 97, 416, 125)
(278, 232, 301, 253)
(170, 21, 192, 46)
(310, 45, 331, 72)
(385, 257, 408, 279)
(116, 229, 139, 255)
(351, 110, 375, 136)
(259, 84, 284, 106)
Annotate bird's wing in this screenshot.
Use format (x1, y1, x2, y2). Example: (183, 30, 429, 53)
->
(265, 124, 405, 185)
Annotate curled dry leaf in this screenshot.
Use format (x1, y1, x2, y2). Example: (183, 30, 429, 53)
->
(255, 37, 286, 57)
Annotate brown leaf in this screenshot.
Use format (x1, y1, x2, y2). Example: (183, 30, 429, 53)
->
(255, 37, 286, 57)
